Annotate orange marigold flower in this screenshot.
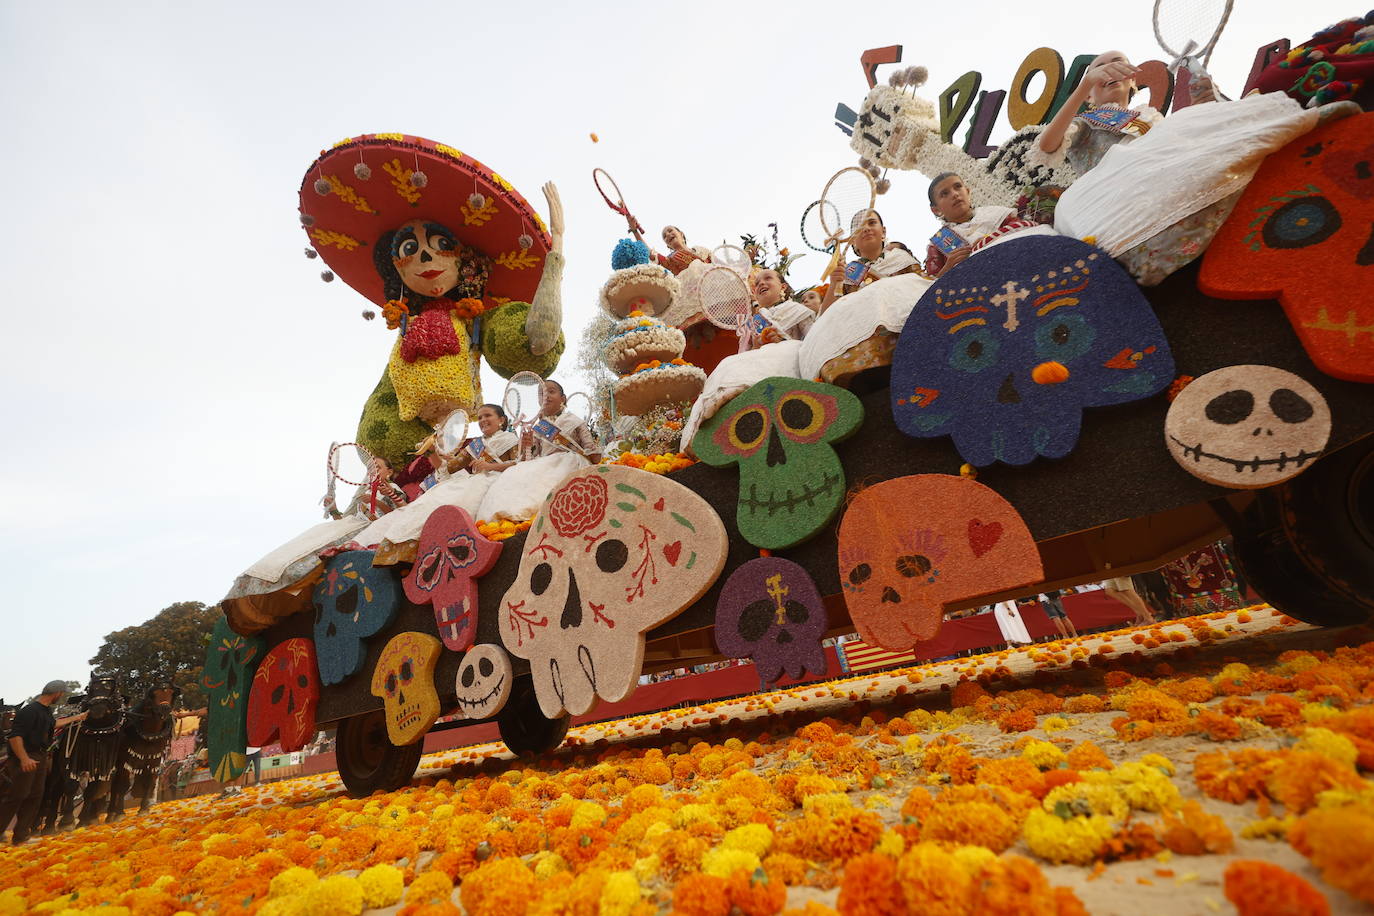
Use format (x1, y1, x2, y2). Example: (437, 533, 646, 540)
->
(1066, 741, 1113, 771)
(1289, 802, 1374, 904)
(1160, 801, 1234, 855)
(997, 709, 1037, 733)
(1195, 710, 1242, 741)
(1123, 688, 1188, 723)
(460, 858, 537, 916)
(727, 869, 788, 916)
(673, 873, 732, 916)
(921, 800, 1019, 853)
(1063, 694, 1106, 714)
(836, 852, 904, 916)
(895, 844, 973, 916)
(1224, 860, 1330, 915)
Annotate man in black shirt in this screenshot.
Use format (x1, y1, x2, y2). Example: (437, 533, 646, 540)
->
(1, 680, 86, 844)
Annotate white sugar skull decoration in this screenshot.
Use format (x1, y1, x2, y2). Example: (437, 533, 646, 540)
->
(499, 466, 727, 718)
(453, 643, 513, 719)
(1164, 365, 1331, 488)
(369, 632, 441, 745)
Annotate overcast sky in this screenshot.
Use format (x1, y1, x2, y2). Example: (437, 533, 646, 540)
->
(0, 0, 1349, 702)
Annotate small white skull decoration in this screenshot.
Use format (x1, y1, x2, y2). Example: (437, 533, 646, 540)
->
(369, 632, 441, 745)
(453, 643, 513, 720)
(1164, 365, 1331, 489)
(499, 466, 727, 718)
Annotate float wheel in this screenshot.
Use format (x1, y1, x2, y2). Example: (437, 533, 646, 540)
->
(497, 676, 571, 756)
(336, 709, 422, 797)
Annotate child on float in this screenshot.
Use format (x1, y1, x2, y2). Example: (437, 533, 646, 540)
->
(737, 268, 816, 352)
(1041, 50, 1356, 285)
(923, 173, 1038, 278)
(820, 209, 923, 311)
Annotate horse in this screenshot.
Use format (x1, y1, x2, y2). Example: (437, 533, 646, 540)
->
(38, 673, 125, 832)
(105, 683, 178, 821)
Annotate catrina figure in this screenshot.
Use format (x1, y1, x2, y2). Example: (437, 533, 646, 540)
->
(299, 135, 568, 470)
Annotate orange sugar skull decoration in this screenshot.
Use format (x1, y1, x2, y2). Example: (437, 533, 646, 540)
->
(1200, 112, 1374, 383)
(837, 474, 1044, 651)
(370, 632, 442, 745)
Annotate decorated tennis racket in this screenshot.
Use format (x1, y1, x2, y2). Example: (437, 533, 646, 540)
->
(324, 441, 388, 517)
(711, 243, 752, 278)
(592, 168, 646, 242)
(434, 408, 471, 458)
(800, 200, 839, 254)
(699, 265, 753, 331)
(816, 167, 877, 284)
(1152, 0, 1232, 89)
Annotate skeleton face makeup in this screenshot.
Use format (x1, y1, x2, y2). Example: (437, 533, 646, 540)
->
(392, 218, 461, 298)
(1164, 365, 1331, 488)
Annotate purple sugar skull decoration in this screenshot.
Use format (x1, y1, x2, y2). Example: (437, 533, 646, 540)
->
(714, 557, 827, 684)
(891, 235, 1174, 466)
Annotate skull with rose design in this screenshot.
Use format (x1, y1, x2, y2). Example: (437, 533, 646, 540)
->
(499, 466, 727, 718)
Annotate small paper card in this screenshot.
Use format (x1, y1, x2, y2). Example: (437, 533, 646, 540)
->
(533, 418, 559, 440)
(844, 260, 870, 284)
(930, 226, 967, 255)
(465, 437, 485, 458)
(1078, 106, 1138, 132)
(747, 313, 772, 335)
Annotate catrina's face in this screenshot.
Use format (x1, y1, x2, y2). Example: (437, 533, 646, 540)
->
(392, 219, 461, 297)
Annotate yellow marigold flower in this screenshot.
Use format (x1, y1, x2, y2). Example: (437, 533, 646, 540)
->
(1297, 728, 1359, 768)
(1023, 808, 1116, 864)
(1139, 752, 1175, 776)
(674, 803, 717, 828)
(643, 821, 673, 843)
(1043, 780, 1129, 821)
(1109, 761, 1182, 812)
(256, 899, 303, 916)
(1241, 816, 1295, 840)
(1041, 715, 1071, 733)
(305, 833, 325, 849)
(357, 864, 404, 908)
(1302, 702, 1342, 723)
(801, 792, 853, 817)
(865, 794, 892, 810)
(432, 803, 455, 819)
(269, 866, 319, 899)
(901, 734, 925, 757)
(300, 875, 364, 916)
(702, 846, 762, 878)
(722, 823, 774, 857)
(571, 801, 609, 829)
(1021, 739, 1068, 770)
(949, 843, 997, 874)
(875, 828, 906, 859)
(631, 854, 661, 883)
(597, 871, 641, 916)
(0, 889, 27, 916)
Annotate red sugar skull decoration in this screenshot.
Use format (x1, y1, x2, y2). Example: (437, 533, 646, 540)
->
(246, 638, 320, 753)
(1200, 113, 1374, 383)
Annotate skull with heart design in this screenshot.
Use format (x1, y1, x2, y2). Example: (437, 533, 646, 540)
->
(714, 557, 828, 684)
(370, 632, 442, 745)
(837, 474, 1043, 650)
(499, 466, 727, 718)
(1164, 365, 1331, 488)
(453, 643, 513, 719)
(404, 506, 503, 652)
(246, 638, 319, 752)
(313, 550, 400, 686)
(693, 377, 863, 549)
(202, 617, 265, 783)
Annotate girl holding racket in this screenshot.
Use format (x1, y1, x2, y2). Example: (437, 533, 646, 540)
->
(737, 268, 817, 353)
(819, 209, 923, 311)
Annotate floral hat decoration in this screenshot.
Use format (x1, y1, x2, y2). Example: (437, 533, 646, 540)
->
(299, 134, 551, 307)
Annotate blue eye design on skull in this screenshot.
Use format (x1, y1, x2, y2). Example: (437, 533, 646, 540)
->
(891, 235, 1174, 467)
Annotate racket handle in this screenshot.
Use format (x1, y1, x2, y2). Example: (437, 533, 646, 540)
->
(818, 246, 844, 285)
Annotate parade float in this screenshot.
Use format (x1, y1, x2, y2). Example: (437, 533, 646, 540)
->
(208, 14, 1374, 798)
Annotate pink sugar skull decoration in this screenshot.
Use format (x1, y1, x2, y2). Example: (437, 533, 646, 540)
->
(403, 506, 503, 652)
(246, 638, 319, 753)
(837, 474, 1043, 651)
(499, 466, 727, 718)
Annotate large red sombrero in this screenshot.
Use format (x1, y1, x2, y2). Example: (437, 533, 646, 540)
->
(298, 134, 551, 306)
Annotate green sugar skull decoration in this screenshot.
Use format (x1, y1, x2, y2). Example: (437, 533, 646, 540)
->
(693, 377, 863, 549)
(203, 616, 265, 783)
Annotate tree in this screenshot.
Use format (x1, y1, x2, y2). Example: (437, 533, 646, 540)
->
(88, 601, 222, 709)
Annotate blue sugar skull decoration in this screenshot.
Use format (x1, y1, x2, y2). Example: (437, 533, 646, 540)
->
(890, 235, 1174, 466)
(312, 550, 400, 686)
